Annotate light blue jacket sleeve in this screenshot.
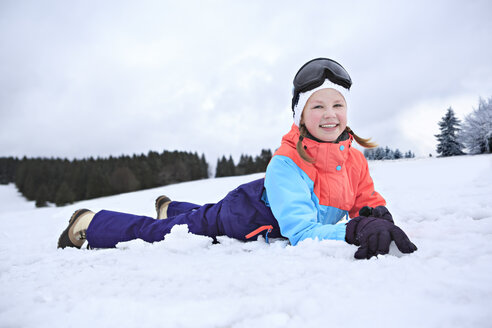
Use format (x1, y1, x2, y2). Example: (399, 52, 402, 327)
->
(264, 156, 347, 246)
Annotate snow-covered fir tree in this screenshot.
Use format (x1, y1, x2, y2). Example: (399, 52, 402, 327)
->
(459, 97, 492, 154)
(435, 107, 465, 157)
(374, 147, 385, 160)
(384, 146, 394, 160)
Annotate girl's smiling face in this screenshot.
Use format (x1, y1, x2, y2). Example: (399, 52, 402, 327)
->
(301, 88, 347, 142)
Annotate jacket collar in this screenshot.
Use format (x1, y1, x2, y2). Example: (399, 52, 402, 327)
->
(280, 124, 353, 168)
(306, 129, 350, 143)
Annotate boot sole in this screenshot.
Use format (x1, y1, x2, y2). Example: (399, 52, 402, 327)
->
(57, 209, 92, 249)
(155, 196, 171, 219)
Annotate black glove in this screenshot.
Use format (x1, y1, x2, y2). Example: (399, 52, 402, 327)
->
(346, 212, 417, 259)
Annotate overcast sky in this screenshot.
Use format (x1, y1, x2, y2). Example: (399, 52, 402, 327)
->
(1, 0, 491, 168)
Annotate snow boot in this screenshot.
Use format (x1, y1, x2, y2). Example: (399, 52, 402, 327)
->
(57, 209, 95, 249)
(155, 195, 171, 219)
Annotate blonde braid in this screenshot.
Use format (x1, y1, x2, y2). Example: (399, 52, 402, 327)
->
(345, 126, 378, 148)
(296, 124, 315, 163)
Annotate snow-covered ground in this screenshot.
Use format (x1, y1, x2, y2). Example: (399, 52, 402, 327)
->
(1, 154, 492, 328)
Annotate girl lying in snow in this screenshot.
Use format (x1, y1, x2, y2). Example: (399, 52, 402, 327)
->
(58, 58, 417, 259)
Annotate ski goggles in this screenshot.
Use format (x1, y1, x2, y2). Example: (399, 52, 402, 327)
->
(292, 58, 352, 109)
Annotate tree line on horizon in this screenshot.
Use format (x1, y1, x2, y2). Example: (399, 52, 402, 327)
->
(435, 96, 492, 157)
(215, 149, 272, 177)
(0, 151, 208, 207)
(363, 147, 415, 161)
(0, 149, 275, 208)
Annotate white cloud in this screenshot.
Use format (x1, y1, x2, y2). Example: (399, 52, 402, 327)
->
(1, 0, 492, 164)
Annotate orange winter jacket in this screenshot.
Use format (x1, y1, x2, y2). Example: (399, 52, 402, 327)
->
(263, 124, 386, 245)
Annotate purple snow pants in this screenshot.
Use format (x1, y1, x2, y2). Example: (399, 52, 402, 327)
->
(85, 178, 283, 248)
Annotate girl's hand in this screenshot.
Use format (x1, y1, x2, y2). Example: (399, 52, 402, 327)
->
(345, 215, 417, 260)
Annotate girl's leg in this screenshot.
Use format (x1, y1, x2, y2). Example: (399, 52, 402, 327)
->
(168, 178, 283, 242)
(86, 200, 227, 248)
(85, 178, 283, 249)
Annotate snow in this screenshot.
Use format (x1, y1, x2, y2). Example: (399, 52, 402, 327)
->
(1, 154, 492, 328)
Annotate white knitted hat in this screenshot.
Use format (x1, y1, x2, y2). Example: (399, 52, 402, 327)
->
(293, 79, 350, 127)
